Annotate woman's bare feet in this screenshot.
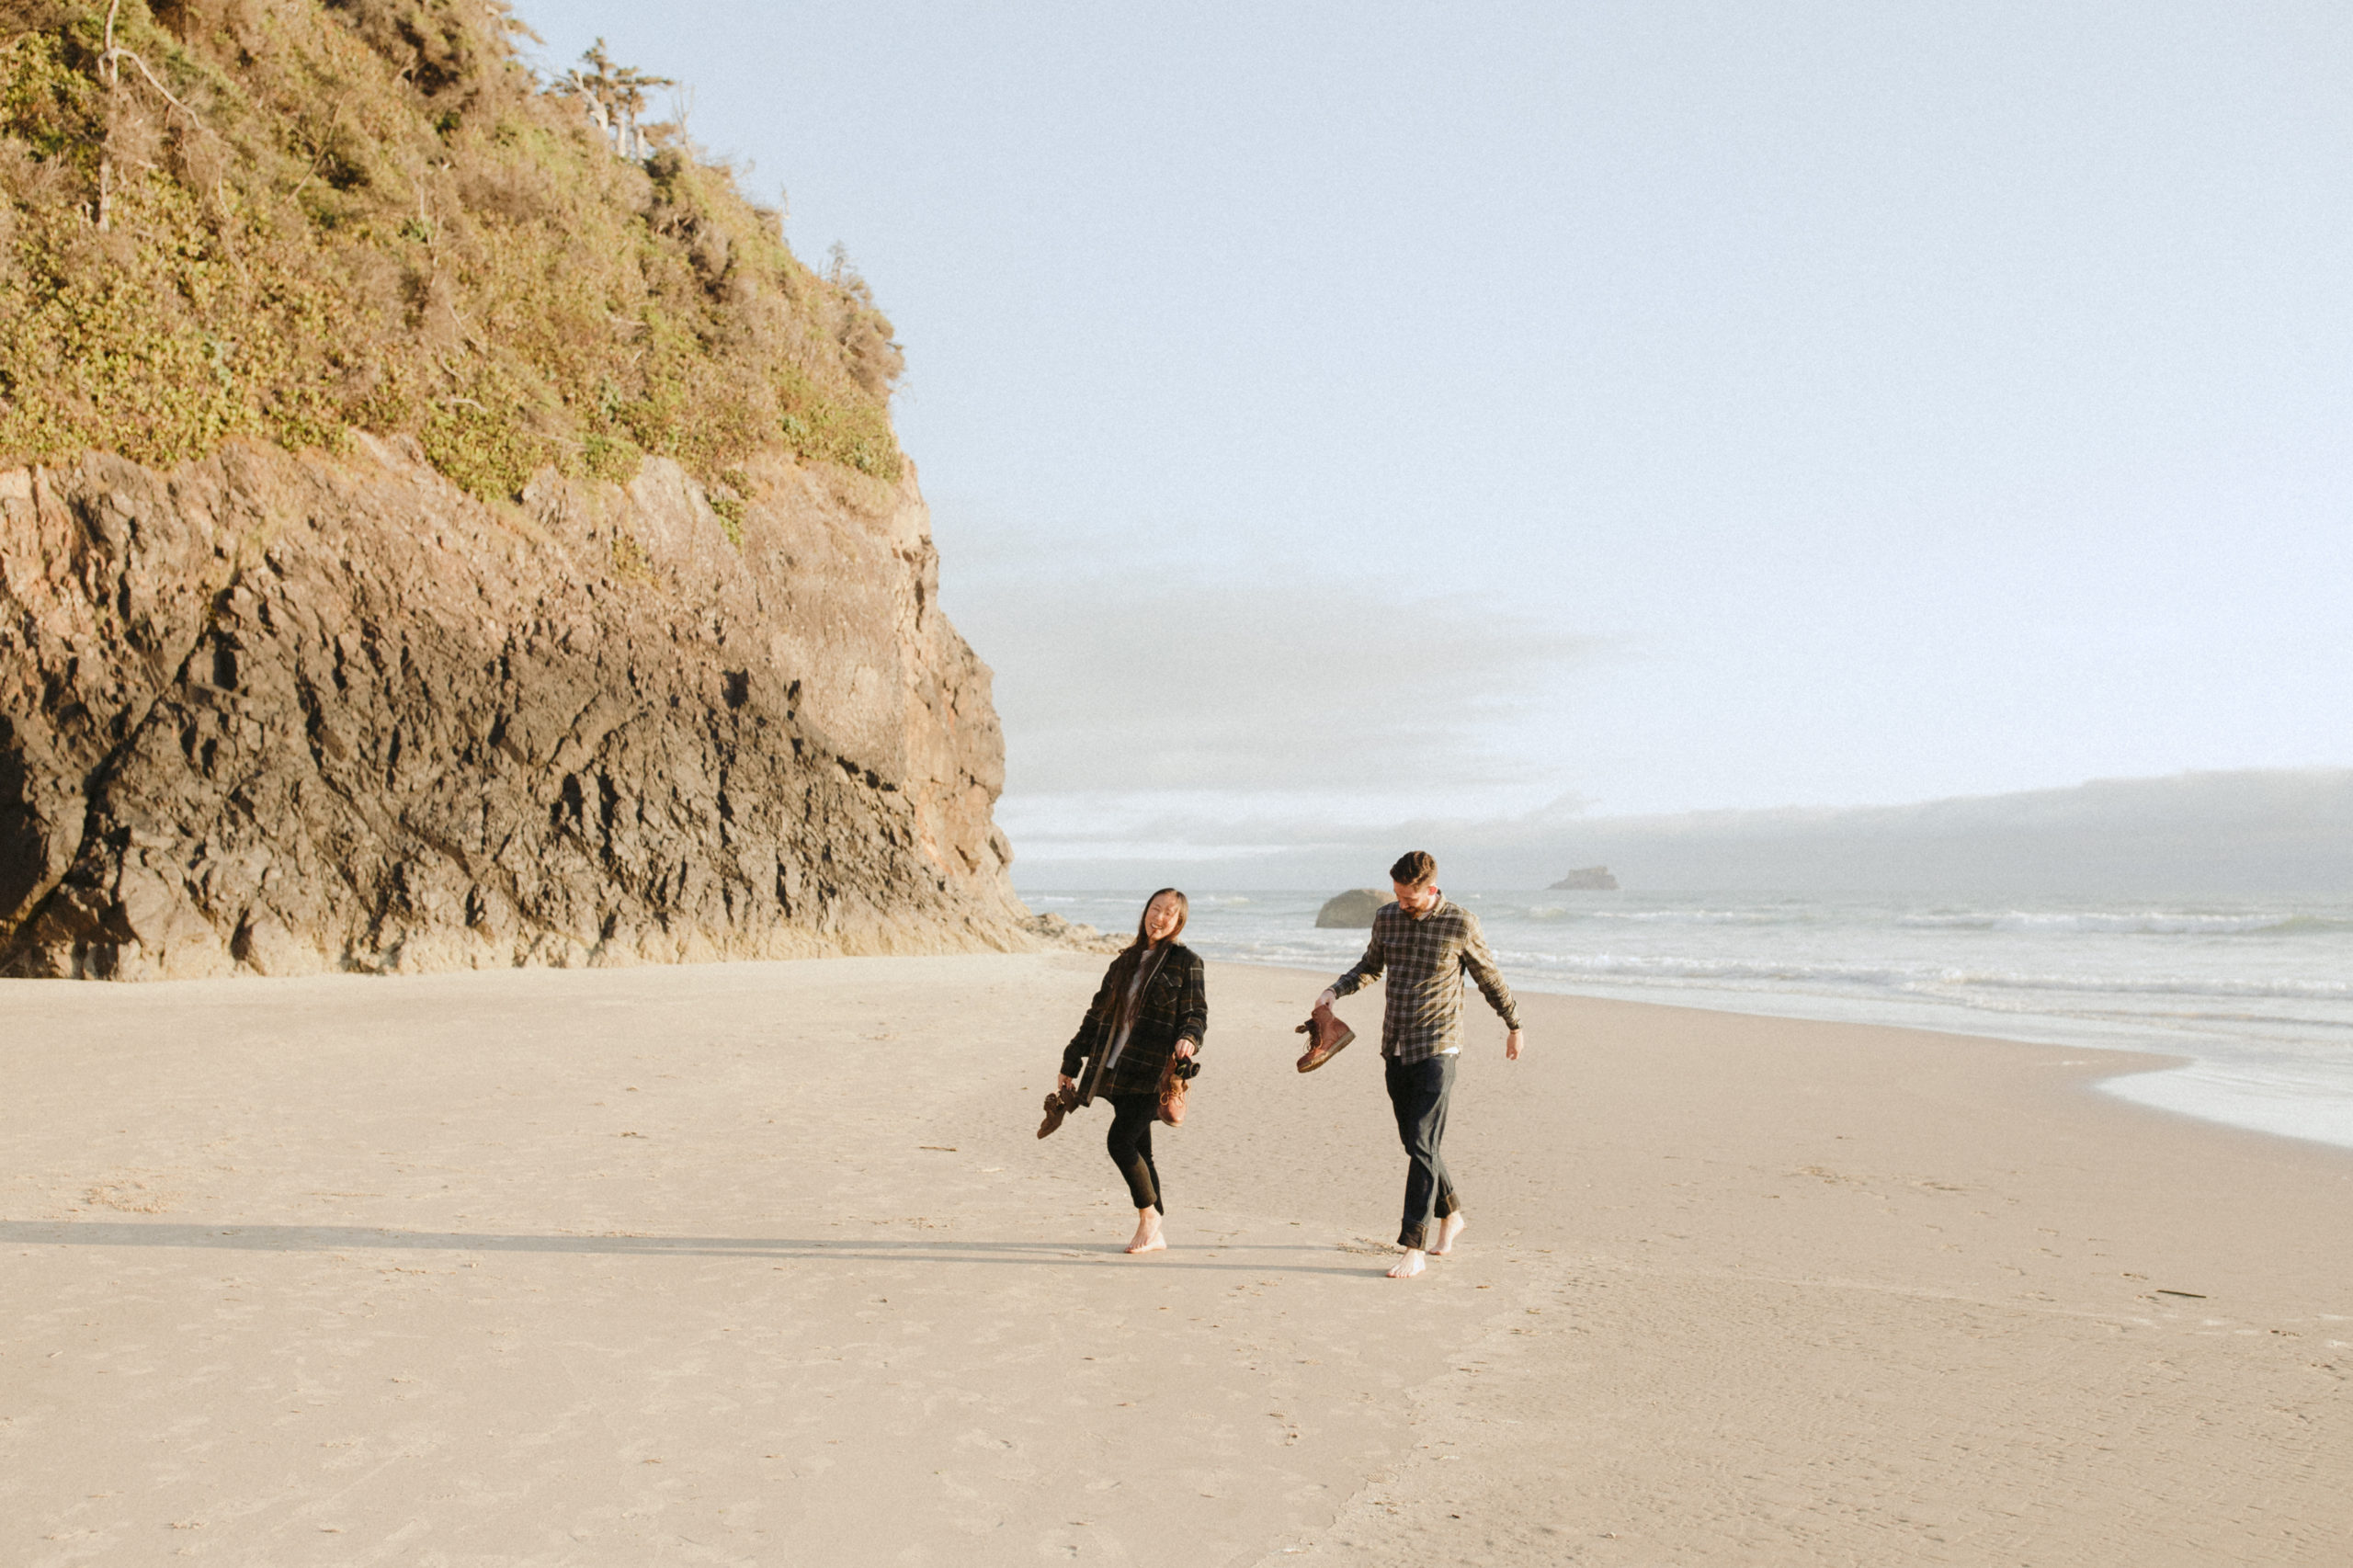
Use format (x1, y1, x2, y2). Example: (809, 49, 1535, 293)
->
(1430, 1212, 1468, 1256)
(1387, 1248, 1427, 1278)
(1125, 1209, 1165, 1254)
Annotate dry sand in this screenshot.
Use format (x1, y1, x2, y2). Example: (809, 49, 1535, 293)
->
(2, 953, 2347, 1566)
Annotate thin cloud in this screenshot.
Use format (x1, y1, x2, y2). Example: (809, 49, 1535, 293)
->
(1001, 769, 2353, 895)
(947, 562, 1598, 795)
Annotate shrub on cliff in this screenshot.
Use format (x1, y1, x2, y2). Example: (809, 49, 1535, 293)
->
(0, 0, 903, 499)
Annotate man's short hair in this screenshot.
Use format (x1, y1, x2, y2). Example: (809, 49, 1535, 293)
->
(1389, 850, 1438, 887)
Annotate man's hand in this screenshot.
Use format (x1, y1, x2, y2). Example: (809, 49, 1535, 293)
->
(1174, 1040, 1198, 1060)
(1505, 1028, 1524, 1062)
(1314, 988, 1337, 1012)
(1057, 1074, 1076, 1092)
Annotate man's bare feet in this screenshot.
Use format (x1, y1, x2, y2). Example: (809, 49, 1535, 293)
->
(1126, 1210, 1165, 1255)
(1430, 1212, 1467, 1256)
(1387, 1248, 1427, 1278)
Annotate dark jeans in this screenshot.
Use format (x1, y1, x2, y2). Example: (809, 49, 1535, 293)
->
(1104, 1093, 1164, 1212)
(1385, 1052, 1461, 1249)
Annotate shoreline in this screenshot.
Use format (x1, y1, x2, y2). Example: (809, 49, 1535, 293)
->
(1420, 970, 2353, 1154)
(4, 953, 2347, 1564)
(1195, 949, 2353, 1156)
(1498, 971, 2353, 1157)
(1023, 885, 2353, 1156)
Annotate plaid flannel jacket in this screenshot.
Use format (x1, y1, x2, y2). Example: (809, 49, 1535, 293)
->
(1330, 896, 1520, 1064)
(1061, 943, 1209, 1102)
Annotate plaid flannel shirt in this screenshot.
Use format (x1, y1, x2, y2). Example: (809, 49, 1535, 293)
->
(1061, 942, 1210, 1102)
(1330, 895, 1520, 1064)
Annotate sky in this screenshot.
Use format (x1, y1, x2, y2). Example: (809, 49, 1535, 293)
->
(1254, 767, 2353, 895)
(515, 2, 2353, 881)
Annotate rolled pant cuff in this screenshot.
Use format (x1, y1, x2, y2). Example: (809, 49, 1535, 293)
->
(1397, 1199, 1461, 1252)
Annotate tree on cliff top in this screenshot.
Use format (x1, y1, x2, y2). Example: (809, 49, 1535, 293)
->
(559, 36, 670, 160)
(0, 0, 904, 499)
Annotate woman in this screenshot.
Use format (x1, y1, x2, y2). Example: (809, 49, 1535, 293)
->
(1057, 888, 1207, 1254)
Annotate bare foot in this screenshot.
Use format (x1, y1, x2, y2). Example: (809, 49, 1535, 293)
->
(1126, 1210, 1165, 1255)
(1430, 1212, 1467, 1256)
(1387, 1248, 1427, 1279)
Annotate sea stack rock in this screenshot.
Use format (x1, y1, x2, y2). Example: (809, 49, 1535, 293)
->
(1548, 866, 1620, 891)
(1315, 888, 1393, 928)
(0, 441, 1029, 978)
(1019, 913, 1125, 954)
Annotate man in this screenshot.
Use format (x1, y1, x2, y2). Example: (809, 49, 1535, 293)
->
(1314, 850, 1524, 1279)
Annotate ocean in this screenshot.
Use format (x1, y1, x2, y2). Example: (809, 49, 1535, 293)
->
(1021, 889, 2353, 1152)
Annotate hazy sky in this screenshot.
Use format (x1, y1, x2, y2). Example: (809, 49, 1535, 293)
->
(517, 3, 2353, 870)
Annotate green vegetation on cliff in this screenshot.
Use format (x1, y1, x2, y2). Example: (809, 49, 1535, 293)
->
(0, 0, 904, 498)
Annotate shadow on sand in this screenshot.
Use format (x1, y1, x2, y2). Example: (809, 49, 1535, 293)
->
(0, 1221, 1382, 1276)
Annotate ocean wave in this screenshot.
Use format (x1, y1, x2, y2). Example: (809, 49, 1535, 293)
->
(1895, 910, 2348, 937)
(1504, 905, 2352, 937)
(1476, 948, 2353, 1003)
(1929, 970, 2352, 1003)
(1512, 906, 1813, 927)
(1489, 949, 1915, 986)
(1506, 976, 2353, 1039)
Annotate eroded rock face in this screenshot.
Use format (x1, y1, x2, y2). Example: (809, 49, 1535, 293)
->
(0, 437, 1030, 979)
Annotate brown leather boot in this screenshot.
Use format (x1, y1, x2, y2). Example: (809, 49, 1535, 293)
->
(1036, 1085, 1080, 1139)
(1294, 1003, 1356, 1073)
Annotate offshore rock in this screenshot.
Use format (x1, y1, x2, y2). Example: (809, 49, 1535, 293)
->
(1314, 888, 1393, 929)
(1548, 866, 1620, 891)
(1019, 913, 1125, 955)
(0, 437, 1029, 979)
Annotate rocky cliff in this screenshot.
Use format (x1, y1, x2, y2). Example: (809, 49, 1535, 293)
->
(0, 437, 1030, 979)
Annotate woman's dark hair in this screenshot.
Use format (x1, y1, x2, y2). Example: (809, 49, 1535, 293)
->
(1128, 887, 1189, 951)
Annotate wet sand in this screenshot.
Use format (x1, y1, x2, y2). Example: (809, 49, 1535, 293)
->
(2, 954, 2347, 1565)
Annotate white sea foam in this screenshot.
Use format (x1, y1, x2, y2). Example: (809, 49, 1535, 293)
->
(1897, 909, 2338, 937)
(1492, 949, 2351, 1002)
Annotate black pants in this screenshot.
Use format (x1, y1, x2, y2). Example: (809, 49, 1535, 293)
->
(1385, 1052, 1461, 1249)
(1104, 1093, 1164, 1212)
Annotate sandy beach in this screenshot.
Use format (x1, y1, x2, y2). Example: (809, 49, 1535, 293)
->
(3, 952, 2347, 1565)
